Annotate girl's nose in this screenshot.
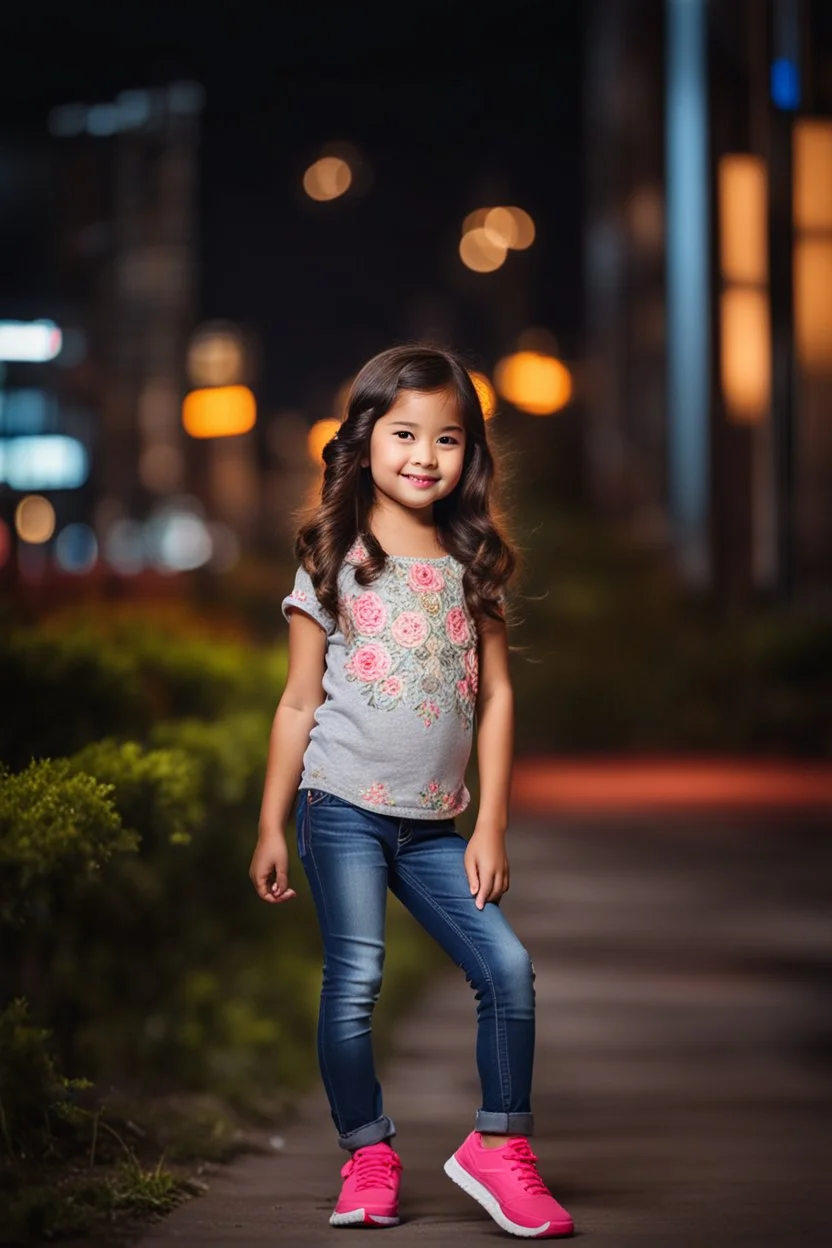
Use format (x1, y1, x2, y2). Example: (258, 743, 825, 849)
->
(412, 444, 437, 467)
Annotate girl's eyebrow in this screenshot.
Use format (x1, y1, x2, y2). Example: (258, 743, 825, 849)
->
(388, 420, 465, 433)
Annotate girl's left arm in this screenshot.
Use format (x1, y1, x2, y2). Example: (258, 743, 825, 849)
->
(465, 615, 514, 909)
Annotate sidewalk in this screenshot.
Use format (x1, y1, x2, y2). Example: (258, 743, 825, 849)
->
(138, 778, 832, 1245)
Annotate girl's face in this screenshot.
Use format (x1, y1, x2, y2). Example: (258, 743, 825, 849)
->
(365, 388, 467, 516)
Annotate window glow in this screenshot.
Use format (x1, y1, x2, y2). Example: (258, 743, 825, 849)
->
(720, 288, 771, 422)
(718, 155, 768, 285)
(793, 119, 832, 233)
(0, 320, 62, 362)
(182, 386, 256, 438)
(0, 435, 89, 490)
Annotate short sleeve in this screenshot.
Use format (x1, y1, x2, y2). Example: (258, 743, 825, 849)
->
(281, 565, 336, 635)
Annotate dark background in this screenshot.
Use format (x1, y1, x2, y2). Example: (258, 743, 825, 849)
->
(1, 2, 584, 411)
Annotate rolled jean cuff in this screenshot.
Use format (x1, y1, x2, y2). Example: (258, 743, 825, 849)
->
(475, 1110, 534, 1137)
(338, 1114, 396, 1152)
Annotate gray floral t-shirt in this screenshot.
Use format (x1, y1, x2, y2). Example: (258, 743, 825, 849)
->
(281, 538, 478, 818)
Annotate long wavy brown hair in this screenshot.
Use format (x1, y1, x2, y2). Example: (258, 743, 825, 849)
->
(295, 343, 517, 626)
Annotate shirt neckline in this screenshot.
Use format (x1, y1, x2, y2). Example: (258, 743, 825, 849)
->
(357, 534, 453, 562)
(385, 551, 453, 562)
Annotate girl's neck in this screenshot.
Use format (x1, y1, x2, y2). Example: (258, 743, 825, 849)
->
(366, 511, 445, 560)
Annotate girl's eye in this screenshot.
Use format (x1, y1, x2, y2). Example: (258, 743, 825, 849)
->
(438, 435, 459, 445)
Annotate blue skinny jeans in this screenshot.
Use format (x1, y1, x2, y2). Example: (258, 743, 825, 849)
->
(296, 788, 536, 1151)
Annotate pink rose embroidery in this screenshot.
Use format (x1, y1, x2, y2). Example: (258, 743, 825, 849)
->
(360, 782, 395, 806)
(465, 647, 479, 695)
(380, 676, 404, 699)
(290, 590, 308, 602)
(445, 606, 470, 646)
(346, 643, 391, 682)
(350, 591, 387, 635)
(457, 678, 471, 701)
(416, 698, 441, 727)
(408, 563, 445, 593)
(391, 611, 429, 648)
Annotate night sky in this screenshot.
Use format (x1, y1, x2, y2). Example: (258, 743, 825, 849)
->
(2, 2, 585, 413)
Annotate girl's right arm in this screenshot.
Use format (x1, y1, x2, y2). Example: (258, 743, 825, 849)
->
(249, 610, 327, 904)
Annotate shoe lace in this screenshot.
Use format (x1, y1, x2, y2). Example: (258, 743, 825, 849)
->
(344, 1146, 402, 1191)
(504, 1138, 550, 1195)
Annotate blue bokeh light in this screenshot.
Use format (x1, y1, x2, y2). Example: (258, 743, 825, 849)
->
(771, 58, 800, 110)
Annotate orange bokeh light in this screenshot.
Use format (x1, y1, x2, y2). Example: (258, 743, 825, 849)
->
(182, 386, 256, 438)
(493, 351, 572, 415)
(459, 228, 506, 273)
(307, 418, 341, 464)
(303, 157, 352, 202)
(720, 288, 771, 422)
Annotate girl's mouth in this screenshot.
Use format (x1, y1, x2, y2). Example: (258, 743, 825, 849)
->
(403, 474, 439, 488)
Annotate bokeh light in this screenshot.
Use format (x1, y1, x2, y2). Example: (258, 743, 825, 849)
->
(307, 418, 341, 464)
(0, 435, 89, 491)
(483, 207, 521, 249)
(182, 386, 256, 438)
(720, 288, 771, 422)
(146, 505, 213, 572)
(469, 371, 497, 420)
(303, 157, 352, 202)
(14, 494, 56, 543)
(498, 206, 535, 250)
(459, 228, 507, 272)
(0, 319, 62, 362)
(718, 155, 767, 285)
(793, 119, 832, 232)
(462, 208, 490, 234)
(493, 351, 573, 415)
(794, 237, 832, 369)
(186, 323, 246, 387)
(55, 523, 98, 573)
(104, 518, 145, 574)
(460, 206, 535, 271)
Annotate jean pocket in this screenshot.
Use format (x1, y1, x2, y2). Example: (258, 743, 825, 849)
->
(306, 788, 340, 807)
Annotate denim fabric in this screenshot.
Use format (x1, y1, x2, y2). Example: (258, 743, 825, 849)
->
(296, 789, 536, 1150)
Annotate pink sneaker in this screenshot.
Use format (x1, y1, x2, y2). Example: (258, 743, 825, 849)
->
(330, 1140, 402, 1227)
(444, 1132, 574, 1238)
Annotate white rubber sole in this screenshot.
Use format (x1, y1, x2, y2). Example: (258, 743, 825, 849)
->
(444, 1154, 570, 1239)
(329, 1208, 400, 1227)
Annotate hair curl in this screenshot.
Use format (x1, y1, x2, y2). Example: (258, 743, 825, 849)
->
(295, 343, 516, 627)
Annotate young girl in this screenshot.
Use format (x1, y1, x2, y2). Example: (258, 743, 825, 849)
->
(250, 344, 574, 1238)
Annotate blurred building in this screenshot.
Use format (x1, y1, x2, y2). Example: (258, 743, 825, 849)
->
(0, 81, 247, 583)
(584, 0, 832, 602)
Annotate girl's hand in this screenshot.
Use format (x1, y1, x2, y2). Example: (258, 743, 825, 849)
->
(249, 831, 297, 904)
(464, 828, 510, 910)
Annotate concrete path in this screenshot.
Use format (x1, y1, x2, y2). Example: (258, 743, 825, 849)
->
(138, 797, 832, 1246)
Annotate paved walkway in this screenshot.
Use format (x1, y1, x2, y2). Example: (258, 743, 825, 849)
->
(139, 769, 832, 1246)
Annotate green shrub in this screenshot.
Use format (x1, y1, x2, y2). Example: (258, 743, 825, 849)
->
(0, 625, 287, 770)
(0, 999, 90, 1163)
(0, 760, 136, 929)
